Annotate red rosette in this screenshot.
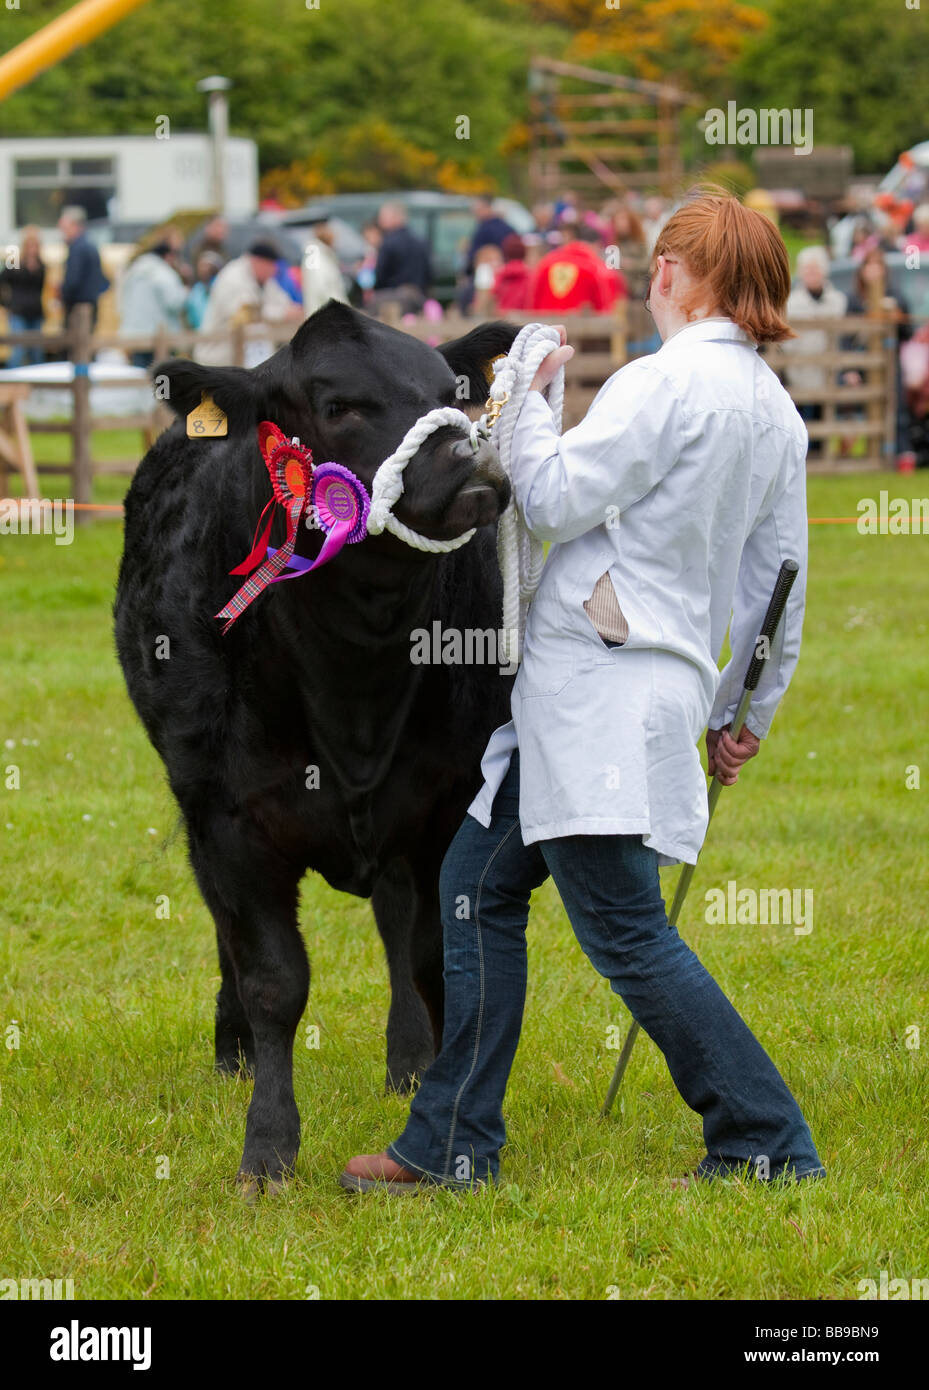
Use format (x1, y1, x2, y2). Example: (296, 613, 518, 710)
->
(257, 419, 314, 504)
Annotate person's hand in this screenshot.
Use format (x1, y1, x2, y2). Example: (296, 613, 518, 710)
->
(706, 723, 761, 786)
(530, 324, 573, 392)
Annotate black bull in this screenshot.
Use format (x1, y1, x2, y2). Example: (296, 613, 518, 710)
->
(114, 301, 521, 1189)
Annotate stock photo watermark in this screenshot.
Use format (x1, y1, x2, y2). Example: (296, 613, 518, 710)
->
(0, 498, 74, 545)
(704, 880, 813, 935)
(703, 102, 814, 157)
(49, 1321, 151, 1370)
(858, 1271, 929, 1300)
(0, 1276, 74, 1299)
(410, 622, 518, 675)
(857, 491, 929, 534)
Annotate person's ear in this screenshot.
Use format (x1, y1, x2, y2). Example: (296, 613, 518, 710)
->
(656, 255, 675, 300)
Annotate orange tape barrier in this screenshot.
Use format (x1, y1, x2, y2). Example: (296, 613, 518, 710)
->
(2, 505, 912, 525)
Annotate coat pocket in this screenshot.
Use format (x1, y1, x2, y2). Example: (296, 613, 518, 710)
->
(582, 570, 629, 649)
(514, 663, 574, 698)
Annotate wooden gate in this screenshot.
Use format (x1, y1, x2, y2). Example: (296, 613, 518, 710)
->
(528, 55, 695, 204)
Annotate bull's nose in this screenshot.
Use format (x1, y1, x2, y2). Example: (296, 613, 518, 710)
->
(451, 436, 509, 495)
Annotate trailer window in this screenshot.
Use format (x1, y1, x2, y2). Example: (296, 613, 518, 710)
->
(15, 159, 58, 178)
(13, 157, 116, 228)
(71, 159, 114, 177)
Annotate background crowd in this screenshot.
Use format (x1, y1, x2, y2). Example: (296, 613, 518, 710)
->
(2, 188, 929, 468)
(0, 191, 668, 354)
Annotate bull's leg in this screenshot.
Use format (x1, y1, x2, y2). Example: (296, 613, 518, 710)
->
(409, 865, 445, 1054)
(214, 932, 255, 1075)
(372, 860, 438, 1092)
(230, 908, 308, 1195)
(188, 814, 308, 1192)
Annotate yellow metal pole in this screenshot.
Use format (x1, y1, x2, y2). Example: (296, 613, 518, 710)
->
(0, 0, 150, 103)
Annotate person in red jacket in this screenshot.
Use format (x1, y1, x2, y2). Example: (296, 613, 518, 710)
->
(492, 234, 532, 312)
(527, 224, 627, 314)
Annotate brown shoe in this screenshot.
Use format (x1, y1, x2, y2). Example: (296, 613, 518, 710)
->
(339, 1151, 432, 1194)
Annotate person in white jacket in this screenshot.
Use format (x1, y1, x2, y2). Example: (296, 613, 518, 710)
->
(301, 219, 348, 317)
(342, 191, 825, 1193)
(195, 242, 301, 367)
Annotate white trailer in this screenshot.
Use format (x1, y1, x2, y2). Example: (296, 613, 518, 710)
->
(0, 133, 258, 240)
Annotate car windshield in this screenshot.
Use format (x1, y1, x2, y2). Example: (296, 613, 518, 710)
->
(432, 211, 473, 268)
(827, 260, 929, 323)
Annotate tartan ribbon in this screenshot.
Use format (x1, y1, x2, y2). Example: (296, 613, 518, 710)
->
(216, 422, 370, 633)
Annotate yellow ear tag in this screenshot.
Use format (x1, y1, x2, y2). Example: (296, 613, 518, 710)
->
(187, 392, 228, 439)
(483, 353, 507, 383)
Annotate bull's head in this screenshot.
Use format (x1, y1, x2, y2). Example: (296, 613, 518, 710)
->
(156, 301, 519, 544)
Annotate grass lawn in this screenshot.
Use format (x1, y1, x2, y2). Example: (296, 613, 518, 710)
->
(1, 466, 927, 1301)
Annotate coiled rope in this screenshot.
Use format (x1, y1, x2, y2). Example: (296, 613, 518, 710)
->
(365, 407, 488, 553)
(483, 323, 565, 666)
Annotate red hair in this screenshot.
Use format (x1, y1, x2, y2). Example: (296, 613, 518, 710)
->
(653, 188, 794, 344)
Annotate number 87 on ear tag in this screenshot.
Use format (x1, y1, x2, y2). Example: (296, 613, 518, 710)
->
(187, 392, 228, 438)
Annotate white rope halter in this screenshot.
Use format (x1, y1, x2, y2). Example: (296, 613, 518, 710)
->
(366, 407, 488, 553)
(305, 326, 565, 664)
(301, 407, 487, 553)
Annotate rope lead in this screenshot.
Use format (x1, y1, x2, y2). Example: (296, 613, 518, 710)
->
(483, 323, 565, 667)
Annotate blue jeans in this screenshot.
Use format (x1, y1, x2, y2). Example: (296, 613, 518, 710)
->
(7, 314, 43, 368)
(387, 750, 825, 1187)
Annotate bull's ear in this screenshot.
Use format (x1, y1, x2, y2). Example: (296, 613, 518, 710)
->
(153, 359, 258, 431)
(438, 321, 521, 403)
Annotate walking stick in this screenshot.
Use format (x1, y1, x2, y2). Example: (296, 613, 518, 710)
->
(600, 559, 801, 1116)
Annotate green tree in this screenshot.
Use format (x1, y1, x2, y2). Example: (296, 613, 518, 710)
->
(0, 0, 556, 188)
(522, 0, 768, 100)
(734, 0, 929, 173)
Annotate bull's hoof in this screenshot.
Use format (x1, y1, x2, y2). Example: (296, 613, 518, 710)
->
(235, 1150, 297, 1200)
(236, 1170, 291, 1202)
(236, 1128, 297, 1195)
(215, 1050, 254, 1078)
(215, 1029, 255, 1076)
(385, 1060, 432, 1095)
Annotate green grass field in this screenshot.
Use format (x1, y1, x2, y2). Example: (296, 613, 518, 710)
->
(1, 466, 927, 1301)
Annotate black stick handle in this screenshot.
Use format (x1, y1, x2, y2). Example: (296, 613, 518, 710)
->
(743, 559, 800, 692)
(602, 557, 800, 1117)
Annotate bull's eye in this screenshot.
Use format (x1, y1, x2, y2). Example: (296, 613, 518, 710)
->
(324, 399, 379, 420)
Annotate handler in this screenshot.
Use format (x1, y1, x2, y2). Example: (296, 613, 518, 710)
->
(342, 190, 825, 1191)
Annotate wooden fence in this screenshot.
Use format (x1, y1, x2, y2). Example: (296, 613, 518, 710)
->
(0, 305, 299, 505)
(763, 317, 899, 472)
(0, 303, 903, 505)
(380, 302, 630, 431)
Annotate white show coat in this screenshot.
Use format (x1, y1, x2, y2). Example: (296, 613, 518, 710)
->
(467, 317, 809, 865)
(195, 256, 296, 367)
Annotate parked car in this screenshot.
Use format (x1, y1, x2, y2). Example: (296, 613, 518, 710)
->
(183, 217, 307, 268)
(273, 191, 535, 305)
(826, 252, 929, 325)
(83, 219, 155, 249)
